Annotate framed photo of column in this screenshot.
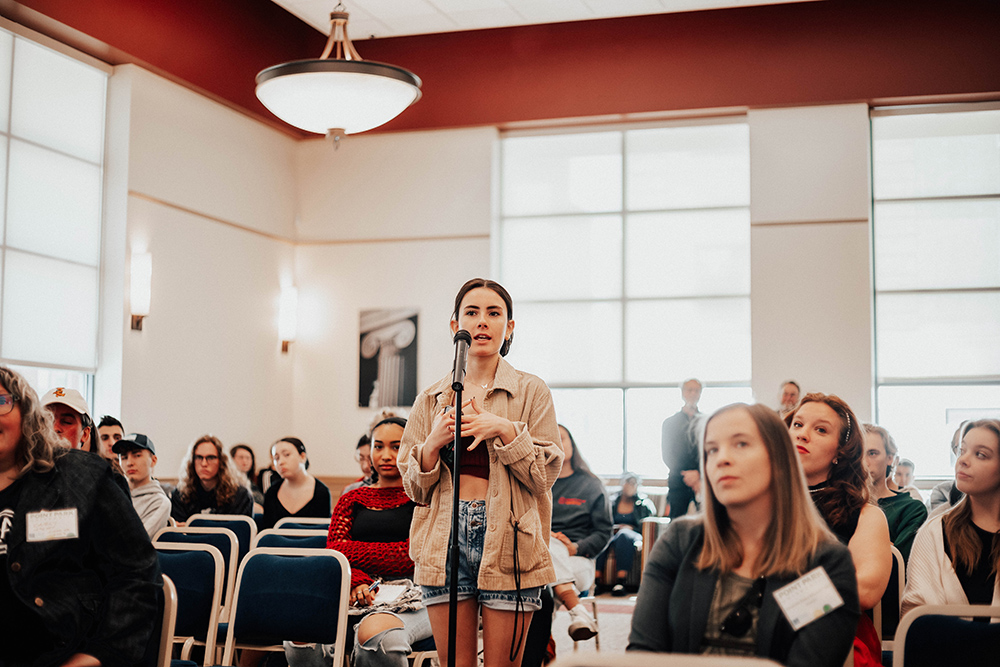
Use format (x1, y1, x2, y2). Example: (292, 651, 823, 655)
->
(359, 308, 418, 409)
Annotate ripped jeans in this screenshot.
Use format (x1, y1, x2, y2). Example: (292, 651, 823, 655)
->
(284, 608, 432, 667)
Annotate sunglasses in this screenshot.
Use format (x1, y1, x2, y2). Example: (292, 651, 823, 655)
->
(719, 576, 766, 638)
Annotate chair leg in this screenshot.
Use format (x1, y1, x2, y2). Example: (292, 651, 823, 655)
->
(588, 598, 599, 651)
(570, 596, 600, 651)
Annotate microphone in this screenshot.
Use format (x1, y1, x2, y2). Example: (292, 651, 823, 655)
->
(451, 329, 472, 391)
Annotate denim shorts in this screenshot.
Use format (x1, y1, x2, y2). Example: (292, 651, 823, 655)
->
(421, 499, 542, 612)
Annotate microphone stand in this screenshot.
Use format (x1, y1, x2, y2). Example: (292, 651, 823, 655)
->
(448, 383, 462, 667)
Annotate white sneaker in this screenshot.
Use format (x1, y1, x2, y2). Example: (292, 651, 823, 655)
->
(567, 603, 598, 641)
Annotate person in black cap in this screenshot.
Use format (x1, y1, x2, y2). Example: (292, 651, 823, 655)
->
(114, 433, 171, 539)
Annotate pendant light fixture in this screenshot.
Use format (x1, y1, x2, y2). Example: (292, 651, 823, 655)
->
(256, 3, 422, 141)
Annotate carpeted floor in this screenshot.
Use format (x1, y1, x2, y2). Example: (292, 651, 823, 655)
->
(551, 593, 637, 658)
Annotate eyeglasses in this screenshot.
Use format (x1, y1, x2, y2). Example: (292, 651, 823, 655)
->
(194, 455, 219, 463)
(719, 577, 765, 638)
(0, 393, 17, 415)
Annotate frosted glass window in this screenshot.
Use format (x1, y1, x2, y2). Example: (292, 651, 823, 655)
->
(499, 120, 750, 476)
(875, 199, 1000, 291)
(6, 139, 102, 265)
(0, 30, 12, 132)
(626, 386, 755, 477)
(8, 363, 92, 408)
(2, 251, 98, 368)
(626, 124, 750, 210)
(876, 292, 1000, 380)
(551, 388, 624, 476)
(626, 209, 750, 298)
(10, 37, 106, 163)
(872, 110, 1000, 200)
(625, 298, 751, 383)
(877, 384, 1000, 478)
(0, 135, 7, 238)
(506, 301, 622, 384)
(500, 215, 621, 300)
(874, 199, 1000, 291)
(502, 132, 622, 216)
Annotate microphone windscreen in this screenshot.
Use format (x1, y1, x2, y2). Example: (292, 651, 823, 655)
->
(454, 329, 472, 344)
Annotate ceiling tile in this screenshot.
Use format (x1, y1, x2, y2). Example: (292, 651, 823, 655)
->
(512, 1, 594, 24)
(271, 0, 824, 37)
(447, 7, 531, 31)
(346, 17, 396, 40)
(582, 0, 670, 19)
(426, 0, 511, 12)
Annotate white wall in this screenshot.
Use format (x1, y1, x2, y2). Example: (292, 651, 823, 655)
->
(748, 104, 874, 420)
(114, 65, 299, 476)
(292, 238, 488, 473)
(291, 126, 496, 473)
(295, 127, 496, 241)
(105, 68, 880, 478)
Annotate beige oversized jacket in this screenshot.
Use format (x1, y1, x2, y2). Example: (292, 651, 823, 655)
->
(399, 357, 564, 591)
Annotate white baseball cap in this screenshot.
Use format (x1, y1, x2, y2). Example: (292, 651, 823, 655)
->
(41, 387, 91, 419)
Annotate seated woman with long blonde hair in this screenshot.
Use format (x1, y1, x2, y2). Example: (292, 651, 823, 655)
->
(629, 403, 859, 666)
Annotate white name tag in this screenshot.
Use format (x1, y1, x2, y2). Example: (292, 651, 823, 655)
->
(26, 508, 79, 542)
(772, 566, 844, 631)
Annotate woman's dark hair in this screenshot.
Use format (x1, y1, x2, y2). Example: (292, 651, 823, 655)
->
(558, 424, 596, 479)
(369, 417, 407, 484)
(230, 444, 257, 477)
(784, 392, 869, 532)
(272, 437, 309, 470)
(452, 278, 515, 356)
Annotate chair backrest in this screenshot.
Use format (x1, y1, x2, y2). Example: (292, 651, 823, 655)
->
(155, 543, 224, 665)
(188, 514, 257, 563)
(893, 604, 1000, 667)
(880, 545, 905, 643)
(639, 517, 670, 569)
(549, 654, 782, 667)
(153, 526, 238, 618)
(253, 528, 329, 550)
(159, 575, 178, 667)
(221, 547, 350, 667)
(274, 516, 331, 530)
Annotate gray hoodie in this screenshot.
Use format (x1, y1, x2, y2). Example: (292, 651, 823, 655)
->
(131, 479, 171, 539)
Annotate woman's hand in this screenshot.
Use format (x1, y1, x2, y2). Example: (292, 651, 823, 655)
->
(351, 583, 376, 607)
(420, 407, 456, 472)
(460, 397, 516, 449)
(60, 654, 100, 667)
(426, 407, 455, 453)
(553, 531, 579, 556)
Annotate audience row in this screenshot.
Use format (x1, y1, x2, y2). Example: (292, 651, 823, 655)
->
(1, 276, 995, 667)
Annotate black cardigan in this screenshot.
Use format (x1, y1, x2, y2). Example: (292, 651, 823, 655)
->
(627, 518, 860, 667)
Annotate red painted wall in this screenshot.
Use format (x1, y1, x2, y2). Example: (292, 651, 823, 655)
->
(4, 0, 999, 136)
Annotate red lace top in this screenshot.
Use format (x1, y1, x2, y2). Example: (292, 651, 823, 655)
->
(327, 485, 417, 589)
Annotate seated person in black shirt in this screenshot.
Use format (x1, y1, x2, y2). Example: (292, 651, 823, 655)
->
(260, 437, 331, 529)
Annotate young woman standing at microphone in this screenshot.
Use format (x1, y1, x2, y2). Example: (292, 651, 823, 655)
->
(399, 278, 564, 667)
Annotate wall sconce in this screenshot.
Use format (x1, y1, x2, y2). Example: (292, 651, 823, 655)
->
(130, 252, 152, 331)
(279, 285, 298, 353)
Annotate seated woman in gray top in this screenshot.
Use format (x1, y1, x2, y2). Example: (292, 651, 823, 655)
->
(628, 403, 859, 667)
